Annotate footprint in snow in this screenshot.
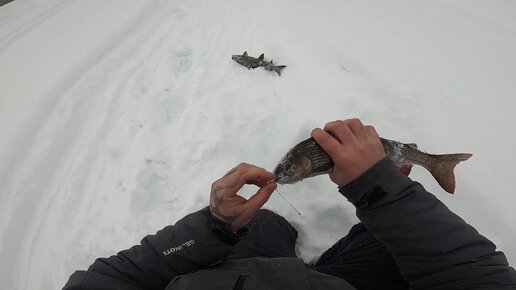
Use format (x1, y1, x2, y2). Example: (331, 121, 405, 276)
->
(174, 48, 193, 74)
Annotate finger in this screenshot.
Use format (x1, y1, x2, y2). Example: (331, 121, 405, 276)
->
(215, 163, 248, 183)
(344, 118, 367, 137)
(244, 168, 275, 187)
(219, 167, 274, 195)
(324, 120, 353, 143)
(219, 163, 264, 182)
(365, 125, 380, 138)
(222, 166, 238, 178)
(244, 183, 276, 213)
(236, 162, 252, 170)
(255, 176, 276, 187)
(311, 128, 341, 156)
(323, 120, 342, 132)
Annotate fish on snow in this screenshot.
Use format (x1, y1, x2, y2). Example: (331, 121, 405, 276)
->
(231, 51, 286, 76)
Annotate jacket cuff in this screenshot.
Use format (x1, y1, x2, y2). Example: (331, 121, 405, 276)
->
(339, 157, 415, 210)
(208, 210, 248, 244)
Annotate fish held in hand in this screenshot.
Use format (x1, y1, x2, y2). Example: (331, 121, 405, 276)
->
(273, 137, 472, 194)
(231, 51, 286, 76)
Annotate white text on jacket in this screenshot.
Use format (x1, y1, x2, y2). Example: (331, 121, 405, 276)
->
(163, 240, 195, 256)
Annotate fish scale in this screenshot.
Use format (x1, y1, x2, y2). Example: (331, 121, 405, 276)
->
(299, 142, 333, 174)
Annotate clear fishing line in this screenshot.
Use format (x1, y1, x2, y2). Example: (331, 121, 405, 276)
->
(275, 188, 301, 216)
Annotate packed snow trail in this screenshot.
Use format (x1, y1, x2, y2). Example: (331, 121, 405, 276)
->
(1, 0, 516, 289)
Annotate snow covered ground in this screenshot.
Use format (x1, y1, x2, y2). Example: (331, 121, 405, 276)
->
(1, 0, 515, 288)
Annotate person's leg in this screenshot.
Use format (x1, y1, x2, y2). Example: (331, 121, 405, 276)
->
(226, 209, 298, 260)
(309, 223, 408, 290)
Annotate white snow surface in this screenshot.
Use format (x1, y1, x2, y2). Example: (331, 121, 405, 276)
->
(1, 0, 516, 288)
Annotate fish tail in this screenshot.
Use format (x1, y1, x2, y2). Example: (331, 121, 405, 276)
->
(424, 153, 473, 194)
(272, 65, 286, 76)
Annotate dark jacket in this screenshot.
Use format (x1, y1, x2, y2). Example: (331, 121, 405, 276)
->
(63, 158, 516, 290)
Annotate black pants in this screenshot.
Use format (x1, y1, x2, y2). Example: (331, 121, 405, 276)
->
(227, 209, 408, 290)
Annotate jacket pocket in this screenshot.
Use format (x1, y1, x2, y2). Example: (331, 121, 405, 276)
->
(166, 269, 250, 290)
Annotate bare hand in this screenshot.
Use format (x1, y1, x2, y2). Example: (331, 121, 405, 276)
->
(311, 118, 386, 187)
(210, 163, 277, 231)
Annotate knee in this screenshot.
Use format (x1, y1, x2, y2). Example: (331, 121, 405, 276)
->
(256, 208, 277, 216)
(254, 208, 283, 223)
(251, 209, 298, 237)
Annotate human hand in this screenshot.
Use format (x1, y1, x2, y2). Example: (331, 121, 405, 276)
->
(210, 163, 277, 231)
(311, 118, 386, 187)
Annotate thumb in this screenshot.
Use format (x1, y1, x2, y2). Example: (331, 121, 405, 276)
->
(245, 183, 276, 213)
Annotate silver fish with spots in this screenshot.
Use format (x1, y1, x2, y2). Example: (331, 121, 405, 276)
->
(273, 137, 472, 194)
(231, 51, 286, 76)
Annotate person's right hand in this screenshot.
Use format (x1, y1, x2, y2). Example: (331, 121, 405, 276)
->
(311, 118, 386, 187)
(210, 163, 277, 232)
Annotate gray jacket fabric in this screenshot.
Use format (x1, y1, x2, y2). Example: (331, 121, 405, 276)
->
(167, 257, 354, 290)
(63, 158, 516, 290)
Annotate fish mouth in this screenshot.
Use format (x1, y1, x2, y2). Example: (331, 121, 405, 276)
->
(273, 155, 312, 184)
(273, 165, 299, 184)
(274, 172, 304, 185)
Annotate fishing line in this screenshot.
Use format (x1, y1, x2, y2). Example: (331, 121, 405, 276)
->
(261, 177, 301, 215)
(275, 188, 301, 216)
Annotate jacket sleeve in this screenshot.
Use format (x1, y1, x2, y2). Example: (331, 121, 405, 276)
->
(62, 207, 246, 290)
(340, 157, 516, 290)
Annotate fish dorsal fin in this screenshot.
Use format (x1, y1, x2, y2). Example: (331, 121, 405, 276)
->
(258, 53, 264, 60)
(243, 51, 248, 56)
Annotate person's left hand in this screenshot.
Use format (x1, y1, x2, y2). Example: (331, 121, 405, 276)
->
(210, 163, 277, 231)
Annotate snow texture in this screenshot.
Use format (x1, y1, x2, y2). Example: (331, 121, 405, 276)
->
(1, 0, 516, 289)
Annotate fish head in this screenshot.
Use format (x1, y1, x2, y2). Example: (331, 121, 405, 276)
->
(232, 55, 243, 63)
(273, 152, 312, 184)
